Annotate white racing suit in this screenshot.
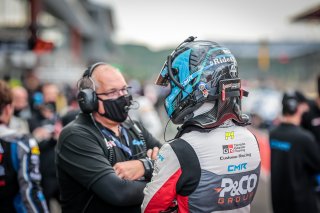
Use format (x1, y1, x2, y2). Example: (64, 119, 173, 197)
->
(142, 121, 261, 213)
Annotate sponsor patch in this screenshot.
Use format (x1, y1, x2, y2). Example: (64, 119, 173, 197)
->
(157, 153, 164, 162)
(228, 163, 247, 172)
(104, 139, 116, 149)
(213, 56, 236, 65)
(270, 140, 291, 151)
(214, 173, 258, 205)
(225, 131, 235, 140)
(220, 153, 251, 160)
(223, 145, 234, 154)
(222, 143, 246, 154)
(31, 146, 40, 155)
(132, 139, 144, 146)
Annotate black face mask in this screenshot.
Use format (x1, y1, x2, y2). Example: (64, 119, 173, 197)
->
(98, 95, 132, 122)
(14, 109, 22, 117)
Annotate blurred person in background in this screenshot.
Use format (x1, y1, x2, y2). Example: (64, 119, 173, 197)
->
(11, 86, 32, 120)
(269, 90, 320, 213)
(0, 80, 49, 213)
(9, 86, 31, 135)
(60, 84, 81, 127)
(302, 74, 320, 145)
(21, 70, 42, 114)
(142, 37, 261, 213)
(301, 75, 320, 205)
(56, 62, 161, 212)
(128, 79, 163, 139)
(28, 83, 62, 211)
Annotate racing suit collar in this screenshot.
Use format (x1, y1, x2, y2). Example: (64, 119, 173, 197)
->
(0, 124, 17, 138)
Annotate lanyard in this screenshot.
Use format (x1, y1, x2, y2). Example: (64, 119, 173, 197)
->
(100, 127, 132, 158)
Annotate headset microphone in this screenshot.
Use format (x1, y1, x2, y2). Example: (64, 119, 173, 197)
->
(130, 100, 140, 110)
(124, 100, 139, 112)
(124, 106, 130, 112)
(184, 36, 197, 43)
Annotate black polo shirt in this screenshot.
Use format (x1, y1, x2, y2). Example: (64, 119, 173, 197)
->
(269, 123, 320, 213)
(302, 100, 320, 144)
(56, 113, 161, 213)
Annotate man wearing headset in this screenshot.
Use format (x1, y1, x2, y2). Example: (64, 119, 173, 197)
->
(269, 91, 320, 213)
(56, 63, 161, 213)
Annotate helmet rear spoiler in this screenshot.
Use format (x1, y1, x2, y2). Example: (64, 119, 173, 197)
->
(206, 78, 248, 102)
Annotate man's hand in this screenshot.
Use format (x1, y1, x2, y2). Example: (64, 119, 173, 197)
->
(113, 147, 160, 180)
(32, 127, 52, 142)
(113, 160, 144, 180)
(147, 147, 159, 160)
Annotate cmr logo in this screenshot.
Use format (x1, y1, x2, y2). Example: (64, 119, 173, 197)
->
(225, 131, 235, 140)
(223, 145, 234, 154)
(228, 163, 247, 172)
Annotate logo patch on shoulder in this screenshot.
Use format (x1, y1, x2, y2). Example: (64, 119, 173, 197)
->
(157, 154, 165, 162)
(132, 139, 144, 146)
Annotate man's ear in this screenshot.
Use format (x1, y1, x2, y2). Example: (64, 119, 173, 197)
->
(5, 104, 14, 117)
(1, 104, 13, 124)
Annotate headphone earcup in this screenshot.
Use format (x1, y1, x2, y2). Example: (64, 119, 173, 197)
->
(77, 88, 98, 114)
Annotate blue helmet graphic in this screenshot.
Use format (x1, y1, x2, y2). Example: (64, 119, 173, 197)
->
(156, 37, 249, 126)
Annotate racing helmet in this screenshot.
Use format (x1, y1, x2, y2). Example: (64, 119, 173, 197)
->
(155, 36, 249, 128)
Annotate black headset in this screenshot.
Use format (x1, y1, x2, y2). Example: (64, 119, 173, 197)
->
(77, 62, 106, 114)
(282, 92, 299, 115)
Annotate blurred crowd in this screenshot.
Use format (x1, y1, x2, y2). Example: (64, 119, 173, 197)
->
(3, 71, 73, 212)
(1, 67, 320, 213)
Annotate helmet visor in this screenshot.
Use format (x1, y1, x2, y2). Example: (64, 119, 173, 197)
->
(155, 62, 169, 86)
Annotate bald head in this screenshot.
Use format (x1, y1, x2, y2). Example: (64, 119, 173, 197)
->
(12, 86, 28, 110)
(91, 64, 123, 87)
(90, 64, 127, 94)
(79, 64, 124, 90)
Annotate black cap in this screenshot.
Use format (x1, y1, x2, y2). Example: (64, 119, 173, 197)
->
(282, 90, 307, 115)
(282, 90, 308, 104)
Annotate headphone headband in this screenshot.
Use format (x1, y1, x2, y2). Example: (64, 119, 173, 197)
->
(83, 62, 107, 78)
